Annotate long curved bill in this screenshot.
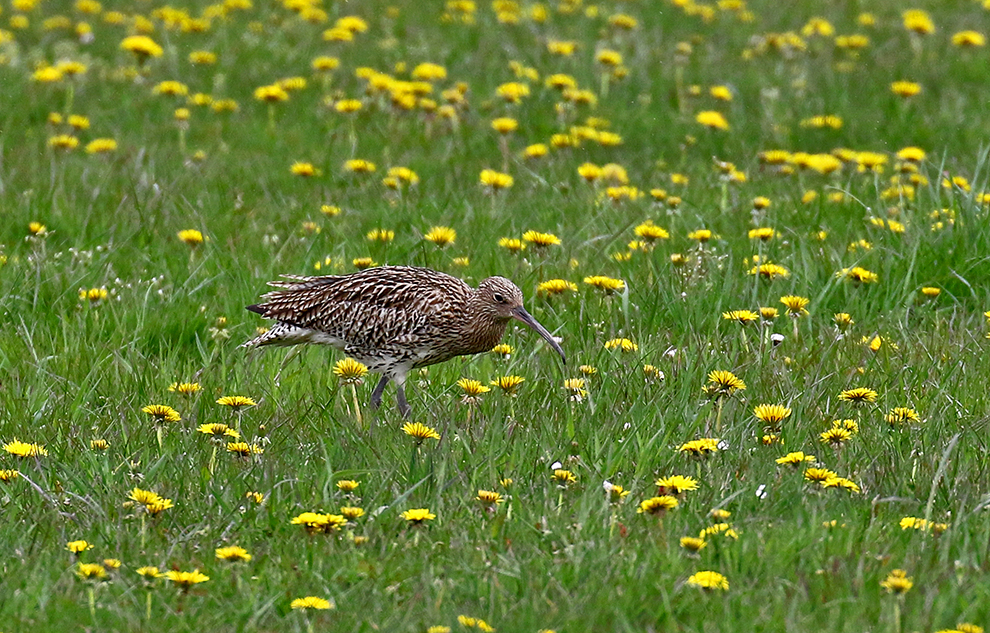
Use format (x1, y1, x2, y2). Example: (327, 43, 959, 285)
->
(511, 306, 566, 364)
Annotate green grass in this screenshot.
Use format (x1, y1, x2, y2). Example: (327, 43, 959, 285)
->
(1, 0, 990, 631)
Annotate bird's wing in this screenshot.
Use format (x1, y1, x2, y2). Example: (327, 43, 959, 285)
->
(248, 267, 469, 349)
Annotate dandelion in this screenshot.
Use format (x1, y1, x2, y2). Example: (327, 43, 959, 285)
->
(583, 276, 625, 293)
(402, 421, 441, 443)
(780, 295, 809, 316)
(140, 405, 181, 426)
(760, 307, 779, 320)
(803, 467, 837, 483)
(498, 238, 526, 254)
(604, 338, 638, 352)
(67, 540, 94, 554)
(480, 169, 514, 191)
(291, 596, 334, 610)
(834, 313, 854, 330)
(655, 475, 699, 495)
(677, 438, 721, 457)
(820, 427, 852, 447)
(902, 10, 934, 35)
(696, 111, 729, 130)
(476, 490, 504, 507)
(290, 162, 320, 177)
(85, 138, 118, 154)
(754, 404, 792, 428)
(424, 226, 456, 247)
(227, 442, 264, 457)
(198, 423, 239, 439)
(216, 546, 252, 563)
(522, 231, 561, 249)
(563, 378, 587, 402)
(216, 395, 256, 410)
(680, 537, 707, 553)
(687, 571, 728, 590)
(165, 570, 209, 591)
(839, 387, 877, 404)
(891, 81, 921, 97)
(603, 481, 630, 503)
(76, 563, 108, 581)
(490, 375, 525, 396)
(822, 477, 860, 493)
(401, 508, 436, 525)
(457, 378, 491, 405)
(537, 280, 577, 296)
(332, 358, 368, 385)
(168, 382, 202, 396)
(0, 469, 21, 482)
(638, 495, 679, 515)
(4, 439, 48, 458)
(634, 221, 670, 242)
(366, 228, 394, 242)
(120, 35, 163, 63)
(722, 310, 759, 325)
(48, 134, 80, 151)
(136, 566, 161, 580)
(337, 480, 360, 493)
(345, 159, 376, 173)
(776, 452, 815, 467)
(706, 370, 746, 395)
(885, 407, 920, 425)
(553, 469, 577, 485)
(177, 229, 204, 246)
(837, 267, 879, 284)
(339, 506, 364, 520)
(880, 569, 913, 594)
(688, 229, 714, 242)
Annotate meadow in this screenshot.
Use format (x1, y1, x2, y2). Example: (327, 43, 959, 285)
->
(1, 0, 989, 630)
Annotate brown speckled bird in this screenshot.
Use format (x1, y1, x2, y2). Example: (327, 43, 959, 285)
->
(242, 265, 565, 417)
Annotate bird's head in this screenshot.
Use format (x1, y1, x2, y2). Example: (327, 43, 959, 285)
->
(477, 276, 566, 364)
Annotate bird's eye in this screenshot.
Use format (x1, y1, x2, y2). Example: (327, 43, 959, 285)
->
(493, 293, 506, 303)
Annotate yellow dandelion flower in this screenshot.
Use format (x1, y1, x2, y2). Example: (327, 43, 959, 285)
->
(839, 387, 877, 404)
(655, 475, 699, 495)
(722, 310, 759, 325)
(604, 338, 638, 352)
(776, 452, 814, 467)
(696, 111, 729, 131)
(333, 358, 368, 384)
(424, 226, 456, 247)
(291, 596, 334, 610)
(76, 563, 108, 581)
(216, 395, 256, 410)
(401, 508, 436, 524)
(754, 404, 792, 427)
(706, 370, 746, 394)
(687, 570, 728, 590)
(522, 230, 561, 248)
(490, 375, 525, 396)
(215, 546, 252, 562)
(4, 439, 48, 458)
(165, 570, 209, 590)
(637, 495, 679, 515)
(227, 442, 264, 457)
(402, 421, 441, 442)
(780, 295, 809, 316)
(177, 229, 205, 246)
(583, 275, 625, 293)
(480, 169, 514, 190)
(880, 569, 913, 594)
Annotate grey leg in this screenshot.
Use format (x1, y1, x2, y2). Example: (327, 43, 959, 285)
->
(370, 375, 389, 409)
(396, 384, 411, 419)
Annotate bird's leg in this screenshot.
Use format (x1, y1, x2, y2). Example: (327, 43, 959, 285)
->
(370, 375, 389, 409)
(393, 372, 411, 419)
(396, 385, 411, 419)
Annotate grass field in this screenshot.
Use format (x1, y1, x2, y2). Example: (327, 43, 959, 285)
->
(1, 0, 990, 630)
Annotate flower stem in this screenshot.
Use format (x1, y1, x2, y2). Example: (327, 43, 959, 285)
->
(350, 383, 363, 427)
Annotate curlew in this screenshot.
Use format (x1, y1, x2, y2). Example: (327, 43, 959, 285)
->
(242, 265, 565, 417)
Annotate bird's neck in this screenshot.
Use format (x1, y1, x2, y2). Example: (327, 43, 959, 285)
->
(456, 313, 509, 355)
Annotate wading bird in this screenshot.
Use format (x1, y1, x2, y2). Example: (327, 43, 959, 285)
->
(243, 266, 565, 417)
